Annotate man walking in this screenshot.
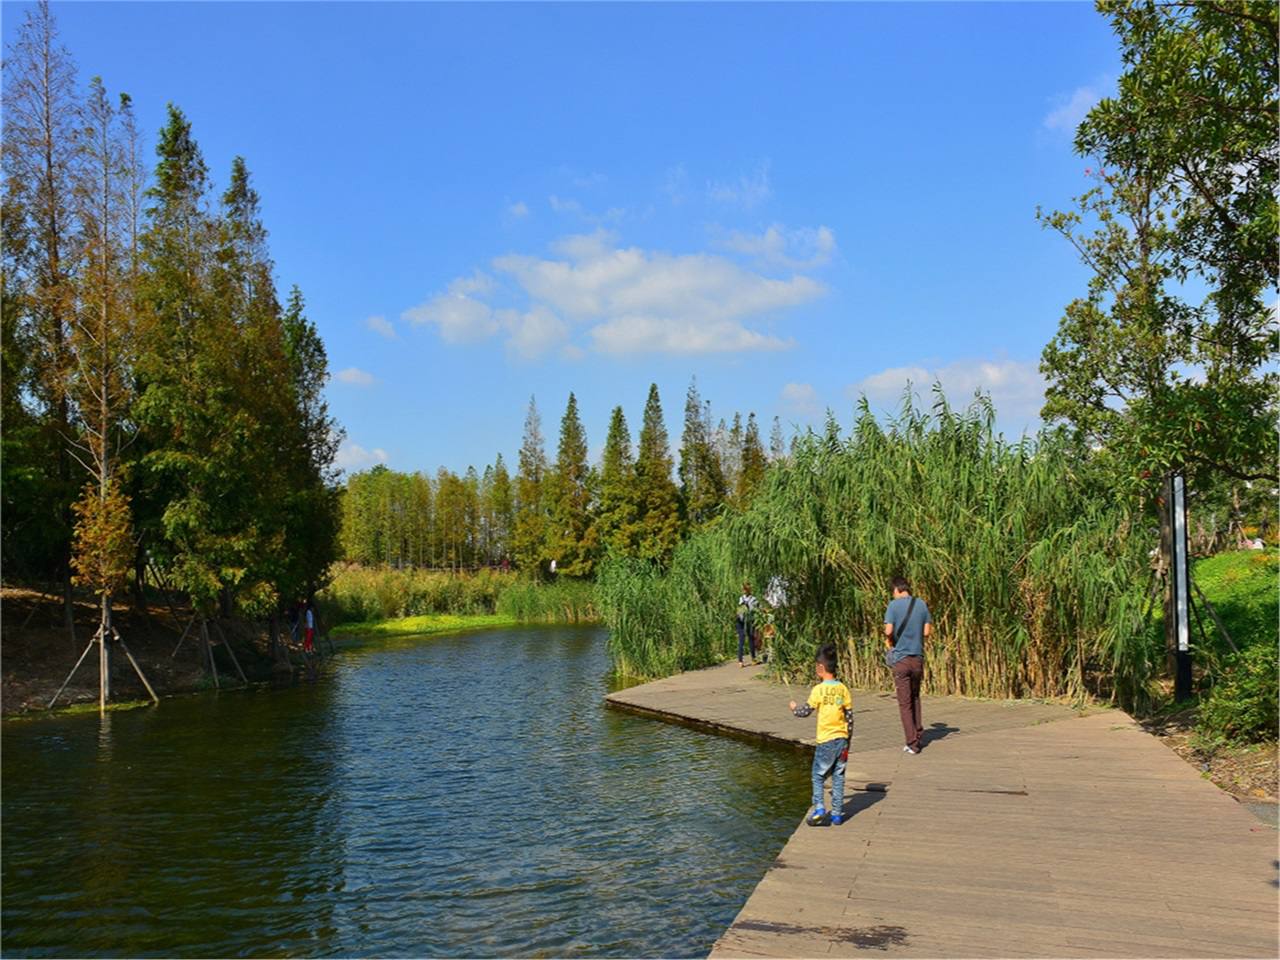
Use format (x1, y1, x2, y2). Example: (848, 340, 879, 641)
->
(884, 577, 932, 754)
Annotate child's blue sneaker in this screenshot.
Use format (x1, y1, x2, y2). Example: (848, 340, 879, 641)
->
(830, 813, 843, 826)
(805, 807, 829, 827)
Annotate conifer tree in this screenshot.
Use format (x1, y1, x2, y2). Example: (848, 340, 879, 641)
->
(634, 383, 681, 564)
(135, 104, 253, 616)
(678, 377, 727, 529)
(737, 412, 768, 506)
(488, 453, 514, 564)
(593, 404, 640, 556)
(1, 0, 83, 632)
(769, 416, 787, 462)
(64, 76, 140, 703)
(547, 392, 594, 575)
(512, 396, 549, 572)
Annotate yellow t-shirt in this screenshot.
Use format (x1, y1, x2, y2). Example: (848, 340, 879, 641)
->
(807, 680, 853, 744)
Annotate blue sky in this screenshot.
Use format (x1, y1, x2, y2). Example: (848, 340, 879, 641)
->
(4, 2, 1122, 474)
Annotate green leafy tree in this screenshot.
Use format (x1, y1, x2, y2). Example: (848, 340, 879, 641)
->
(634, 383, 682, 564)
(1038, 0, 1278, 490)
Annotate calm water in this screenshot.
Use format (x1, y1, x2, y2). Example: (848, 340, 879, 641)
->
(2, 626, 809, 957)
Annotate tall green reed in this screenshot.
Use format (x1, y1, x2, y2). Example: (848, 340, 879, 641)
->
(601, 394, 1158, 707)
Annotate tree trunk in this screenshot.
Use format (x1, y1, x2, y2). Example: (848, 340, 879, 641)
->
(99, 593, 111, 710)
(1158, 483, 1175, 677)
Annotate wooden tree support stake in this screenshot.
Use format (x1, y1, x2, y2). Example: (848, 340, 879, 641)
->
(149, 561, 186, 631)
(1190, 579, 1240, 654)
(201, 620, 220, 689)
(171, 616, 197, 658)
(113, 628, 160, 703)
(212, 620, 249, 686)
(48, 628, 101, 709)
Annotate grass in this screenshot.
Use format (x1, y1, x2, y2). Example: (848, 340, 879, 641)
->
(318, 565, 600, 628)
(330, 612, 520, 640)
(1188, 549, 1277, 655)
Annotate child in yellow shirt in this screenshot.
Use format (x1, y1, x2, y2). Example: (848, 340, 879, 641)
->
(789, 643, 853, 826)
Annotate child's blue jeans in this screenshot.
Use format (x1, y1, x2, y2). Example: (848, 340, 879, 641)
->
(812, 738, 847, 813)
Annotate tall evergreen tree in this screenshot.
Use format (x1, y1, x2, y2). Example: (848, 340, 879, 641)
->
(547, 392, 595, 575)
(66, 77, 135, 654)
(769, 416, 787, 462)
(634, 383, 682, 564)
(1, 0, 82, 630)
(513, 396, 549, 573)
(678, 377, 727, 529)
(134, 104, 252, 616)
(277, 285, 342, 598)
(488, 453, 514, 564)
(737, 412, 768, 506)
(593, 404, 640, 556)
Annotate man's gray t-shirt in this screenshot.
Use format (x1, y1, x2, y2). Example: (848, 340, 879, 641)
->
(884, 595, 932, 665)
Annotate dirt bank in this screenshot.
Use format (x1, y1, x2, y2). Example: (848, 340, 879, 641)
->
(1, 585, 298, 716)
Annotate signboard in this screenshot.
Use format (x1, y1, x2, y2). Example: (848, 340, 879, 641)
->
(1171, 474, 1190, 653)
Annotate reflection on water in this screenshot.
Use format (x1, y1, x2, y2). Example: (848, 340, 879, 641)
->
(3, 626, 809, 958)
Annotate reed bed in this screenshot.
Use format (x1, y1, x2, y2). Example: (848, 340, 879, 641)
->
(601, 396, 1158, 708)
(319, 565, 598, 626)
(495, 578, 600, 623)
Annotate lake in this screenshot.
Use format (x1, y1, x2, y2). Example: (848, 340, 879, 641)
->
(2, 625, 809, 957)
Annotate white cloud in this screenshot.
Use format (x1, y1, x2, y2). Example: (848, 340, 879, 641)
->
(708, 160, 772, 209)
(590, 316, 792, 355)
(365, 314, 396, 339)
(497, 305, 570, 361)
(508, 200, 530, 218)
(720, 223, 837, 269)
(1043, 80, 1110, 133)
(335, 366, 376, 386)
(335, 439, 388, 472)
(403, 229, 826, 359)
(549, 194, 624, 224)
(494, 230, 822, 355)
(850, 357, 1046, 431)
(400, 272, 499, 343)
(781, 381, 820, 416)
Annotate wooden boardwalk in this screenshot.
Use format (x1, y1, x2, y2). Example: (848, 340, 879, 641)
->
(606, 663, 1280, 959)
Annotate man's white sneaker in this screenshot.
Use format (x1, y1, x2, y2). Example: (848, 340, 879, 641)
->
(903, 746, 917, 754)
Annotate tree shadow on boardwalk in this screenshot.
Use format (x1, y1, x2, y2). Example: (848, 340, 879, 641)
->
(731, 919, 908, 950)
(920, 721, 960, 749)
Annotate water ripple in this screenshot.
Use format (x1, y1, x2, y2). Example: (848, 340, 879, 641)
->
(3, 626, 809, 957)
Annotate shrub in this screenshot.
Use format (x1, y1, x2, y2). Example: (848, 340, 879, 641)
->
(1196, 645, 1279, 745)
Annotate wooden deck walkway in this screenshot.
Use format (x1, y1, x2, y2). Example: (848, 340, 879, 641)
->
(606, 663, 1279, 959)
